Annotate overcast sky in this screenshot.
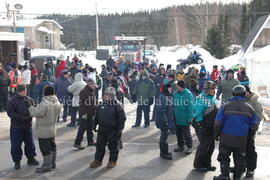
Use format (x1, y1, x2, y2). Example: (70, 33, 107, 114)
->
(1, 0, 250, 15)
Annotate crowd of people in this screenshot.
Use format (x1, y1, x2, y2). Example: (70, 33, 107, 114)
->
(0, 54, 263, 179)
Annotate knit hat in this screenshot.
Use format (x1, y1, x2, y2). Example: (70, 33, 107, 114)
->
(17, 84, 26, 92)
(87, 78, 95, 85)
(227, 69, 234, 74)
(177, 80, 186, 88)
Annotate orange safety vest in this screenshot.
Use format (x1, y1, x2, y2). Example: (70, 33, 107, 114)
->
(9, 70, 21, 88)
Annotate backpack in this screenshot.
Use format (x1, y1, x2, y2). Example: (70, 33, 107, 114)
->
(197, 95, 218, 128)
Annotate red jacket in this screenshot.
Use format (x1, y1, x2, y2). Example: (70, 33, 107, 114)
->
(210, 69, 219, 81)
(56, 60, 67, 78)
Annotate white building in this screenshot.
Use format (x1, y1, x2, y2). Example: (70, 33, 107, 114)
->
(0, 18, 64, 50)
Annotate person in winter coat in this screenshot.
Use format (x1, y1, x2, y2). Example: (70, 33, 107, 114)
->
(166, 74, 177, 134)
(9, 64, 22, 97)
(155, 84, 174, 160)
(132, 71, 155, 128)
(102, 72, 114, 96)
(0, 70, 10, 112)
(210, 65, 219, 84)
(56, 60, 67, 78)
(106, 56, 115, 71)
(69, 62, 78, 81)
(127, 71, 139, 102)
(6, 84, 39, 170)
(29, 64, 39, 103)
(198, 71, 209, 94)
(67, 73, 87, 127)
(37, 75, 53, 104)
(73, 79, 96, 150)
(95, 70, 103, 100)
(110, 79, 124, 105)
(21, 65, 31, 95)
(192, 81, 218, 172)
(28, 86, 61, 172)
(150, 60, 158, 70)
(219, 65, 227, 81)
(243, 86, 263, 178)
(239, 70, 250, 86)
(152, 67, 166, 122)
(213, 85, 258, 180)
(173, 80, 194, 154)
(43, 63, 53, 82)
(185, 68, 199, 99)
(149, 67, 158, 81)
(100, 65, 108, 80)
(167, 74, 178, 93)
(90, 87, 126, 168)
(54, 70, 72, 122)
(216, 69, 240, 104)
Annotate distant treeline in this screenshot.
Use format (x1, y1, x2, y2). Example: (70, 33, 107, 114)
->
(38, 0, 270, 51)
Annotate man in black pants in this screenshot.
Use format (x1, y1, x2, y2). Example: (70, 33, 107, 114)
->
(192, 81, 218, 172)
(73, 79, 96, 150)
(90, 87, 126, 168)
(213, 85, 258, 180)
(6, 84, 39, 169)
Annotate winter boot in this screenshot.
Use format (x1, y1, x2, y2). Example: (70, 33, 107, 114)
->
(14, 161, 21, 170)
(233, 166, 244, 179)
(246, 170, 254, 178)
(27, 157, 39, 166)
(213, 162, 230, 180)
(90, 160, 102, 168)
(36, 154, 52, 173)
(73, 144, 85, 150)
(107, 161, 117, 168)
(185, 147, 193, 155)
(51, 151, 57, 169)
(174, 146, 184, 152)
(160, 143, 172, 160)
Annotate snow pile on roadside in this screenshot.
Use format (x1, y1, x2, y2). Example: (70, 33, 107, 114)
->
(31, 49, 105, 73)
(157, 44, 238, 72)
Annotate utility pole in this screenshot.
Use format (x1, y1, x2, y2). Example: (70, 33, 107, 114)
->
(6, 3, 23, 33)
(95, 2, 99, 49)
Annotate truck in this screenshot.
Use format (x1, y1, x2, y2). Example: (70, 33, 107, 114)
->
(113, 36, 147, 63)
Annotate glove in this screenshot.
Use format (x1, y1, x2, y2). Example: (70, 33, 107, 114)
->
(23, 98, 32, 108)
(148, 97, 154, 106)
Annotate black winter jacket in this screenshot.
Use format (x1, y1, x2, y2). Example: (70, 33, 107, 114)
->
(0, 74, 10, 94)
(95, 99, 126, 132)
(6, 94, 33, 129)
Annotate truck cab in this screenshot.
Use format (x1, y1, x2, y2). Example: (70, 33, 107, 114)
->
(113, 36, 147, 63)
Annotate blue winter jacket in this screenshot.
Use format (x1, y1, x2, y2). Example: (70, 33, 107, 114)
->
(155, 93, 174, 130)
(54, 74, 72, 103)
(215, 96, 258, 147)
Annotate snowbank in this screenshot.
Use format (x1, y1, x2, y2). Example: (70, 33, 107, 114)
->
(157, 44, 240, 73)
(31, 49, 105, 73)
